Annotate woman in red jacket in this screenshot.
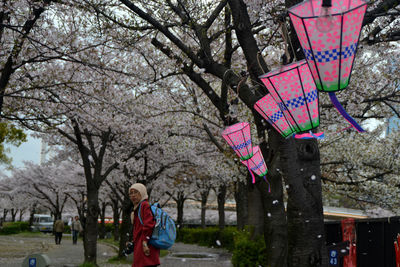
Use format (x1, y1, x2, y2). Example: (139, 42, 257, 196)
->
(129, 183, 160, 267)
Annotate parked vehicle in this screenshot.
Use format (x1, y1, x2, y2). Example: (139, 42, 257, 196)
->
(31, 214, 53, 232)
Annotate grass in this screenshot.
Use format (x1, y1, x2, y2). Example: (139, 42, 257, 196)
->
(11, 231, 49, 237)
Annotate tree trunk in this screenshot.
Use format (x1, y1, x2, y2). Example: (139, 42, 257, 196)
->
(234, 179, 248, 230)
(2, 209, 7, 222)
(118, 196, 133, 258)
(28, 204, 37, 230)
(19, 209, 25, 221)
(98, 202, 106, 239)
(176, 192, 185, 228)
(200, 189, 210, 229)
(247, 178, 265, 237)
(11, 208, 17, 222)
(112, 197, 120, 241)
(217, 184, 227, 230)
(84, 185, 100, 264)
(280, 138, 328, 267)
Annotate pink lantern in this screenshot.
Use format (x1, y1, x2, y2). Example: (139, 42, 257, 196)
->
(288, 0, 366, 132)
(241, 146, 269, 189)
(221, 122, 253, 160)
(259, 60, 320, 134)
(241, 146, 268, 177)
(288, 0, 367, 92)
(254, 94, 296, 138)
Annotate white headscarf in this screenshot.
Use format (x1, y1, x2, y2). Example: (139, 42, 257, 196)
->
(129, 183, 149, 223)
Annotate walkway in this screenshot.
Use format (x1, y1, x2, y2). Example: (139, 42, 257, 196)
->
(0, 234, 232, 267)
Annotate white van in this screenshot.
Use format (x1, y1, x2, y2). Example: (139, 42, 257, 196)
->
(31, 214, 53, 232)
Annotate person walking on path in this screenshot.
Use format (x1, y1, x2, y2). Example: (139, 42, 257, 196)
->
(54, 216, 64, 245)
(129, 183, 160, 267)
(71, 216, 83, 245)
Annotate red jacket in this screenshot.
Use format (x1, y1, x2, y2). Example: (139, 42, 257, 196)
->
(132, 200, 160, 267)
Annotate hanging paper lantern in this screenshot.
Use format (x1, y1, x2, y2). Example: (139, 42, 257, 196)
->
(259, 60, 320, 134)
(254, 94, 296, 138)
(288, 0, 367, 93)
(241, 146, 270, 191)
(288, 0, 366, 132)
(241, 146, 268, 177)
(221, 122, 253, 160)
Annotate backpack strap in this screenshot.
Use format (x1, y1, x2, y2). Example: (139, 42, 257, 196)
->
(137, 201, 144, 225)
(137, 201, 154, 225)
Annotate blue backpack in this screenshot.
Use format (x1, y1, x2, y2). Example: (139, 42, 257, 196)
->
(138, 202, 176, 249)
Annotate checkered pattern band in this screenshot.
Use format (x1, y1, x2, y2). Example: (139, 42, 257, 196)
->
(251, 160, 265, 171)
(304, 43, 357, 63)
(232, 139, 251, 151)
(270, 110, 283, 123)
(285, 90, 318, 109)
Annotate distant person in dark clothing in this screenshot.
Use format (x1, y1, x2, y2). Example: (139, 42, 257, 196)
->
(54, 217, 64, 245)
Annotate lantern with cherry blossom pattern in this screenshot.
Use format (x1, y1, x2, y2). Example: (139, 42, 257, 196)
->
(221, 122, 253, 160)
(258, 60, 320, 135)
(288, 0, 367, 93)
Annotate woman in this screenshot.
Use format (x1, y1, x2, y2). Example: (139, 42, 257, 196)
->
(129, 183, 160, 267)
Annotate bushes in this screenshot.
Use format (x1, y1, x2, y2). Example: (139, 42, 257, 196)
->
(231, 230, 267, 267)
(176, 226, 267, 267)
(0, 221, 30, 235)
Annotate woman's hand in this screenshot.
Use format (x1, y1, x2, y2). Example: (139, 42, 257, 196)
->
(142, 241, 150, 256)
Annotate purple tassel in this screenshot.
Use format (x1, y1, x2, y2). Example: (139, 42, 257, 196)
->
(329, 92, 365, 133)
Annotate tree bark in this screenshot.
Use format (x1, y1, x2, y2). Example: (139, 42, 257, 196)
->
(217, 184, 227, 230)
(111, 196, 120, 241)
(247, 177, 265, 237)
(10, 208, 17, 222)
(84, 183, 100, 264)
(118, 195, 133, 258)
(176, 192, 185, 228)
(234, 179, 248, 230)
(280, 138, 328, 267)
(200, 189, 210, 228)
(98, 202, 106, 239)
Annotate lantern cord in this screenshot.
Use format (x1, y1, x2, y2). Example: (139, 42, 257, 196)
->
(279, 22, 291, 65)
(282, 19, 298, 62)
(328, 92, 365, 133)
(246, 160, 256, 184)
(263, 176, 271, 193)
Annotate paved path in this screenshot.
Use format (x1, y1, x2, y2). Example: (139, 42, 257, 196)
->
(0, 234, 232, 267)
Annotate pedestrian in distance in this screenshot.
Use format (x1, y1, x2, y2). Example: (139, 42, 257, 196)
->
(54, 216, 64, 245)
(129, 183, 160, 267)
(71, 216, 83, 245)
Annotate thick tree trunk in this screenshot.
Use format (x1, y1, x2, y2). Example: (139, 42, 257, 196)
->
(112, 197, 120, 241)
(11, 208, 17, 222)
(19, 209, 25, 221)
(176, 192, 185, 228)
(247, 179, 264, 237)
(257, 129, 288, 267)
(84, 186, 100, 264)
(234, 179, 248, 230)
(281, 138, 328, 267)
(200, 189, 209, 229)
(118, 195, 133, 258)
(2, 209, 7, 222)
(98, 202, 106, 239)
(29, 204, 37, 228)
(217, 184, 227, 230)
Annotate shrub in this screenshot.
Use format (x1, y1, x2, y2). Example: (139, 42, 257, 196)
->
(105, 223, 114, 233)
(176, 226, 267, 266)
(0, 221, 30, 235)
(231, 230, 266, 267)
(64, 225, 71, 234)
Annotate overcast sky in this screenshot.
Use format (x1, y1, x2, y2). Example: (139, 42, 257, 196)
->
(1, 132, 42, 176)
